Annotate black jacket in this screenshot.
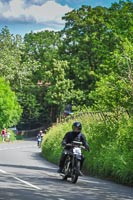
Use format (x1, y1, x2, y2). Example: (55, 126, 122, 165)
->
(61, 131, 89, 151)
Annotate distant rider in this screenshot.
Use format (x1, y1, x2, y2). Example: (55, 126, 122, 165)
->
(37, 130, 43, 147)
(57, 122, 90, 173)
(1, 128, 7, 142)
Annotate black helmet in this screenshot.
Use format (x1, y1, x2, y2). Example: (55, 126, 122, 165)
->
(72, 122, 82, 131)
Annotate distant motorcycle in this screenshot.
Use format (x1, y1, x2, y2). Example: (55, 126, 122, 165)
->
(60, 141, 86, 184)
(37, 137, 42, 148)
(37, 135, 43, 148)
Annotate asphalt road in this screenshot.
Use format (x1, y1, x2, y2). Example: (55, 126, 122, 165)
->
(0, 138, 132, 200)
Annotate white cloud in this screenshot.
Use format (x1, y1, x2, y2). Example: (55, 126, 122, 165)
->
(26, 1, 71, 23)
(0, 0, 72, 24)
(33, 27, 58, 33)
(3, 0, 24, 18)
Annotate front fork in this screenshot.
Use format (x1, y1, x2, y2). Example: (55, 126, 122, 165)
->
(72, 155, 81, 173)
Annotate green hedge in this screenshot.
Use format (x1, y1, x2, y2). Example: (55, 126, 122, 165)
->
(41, 115, 133, 186)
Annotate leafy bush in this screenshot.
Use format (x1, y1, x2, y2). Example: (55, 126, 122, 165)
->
(0, 77, 22, 128)
(41, 114, 133, 185)
(42, 122, 70, 164)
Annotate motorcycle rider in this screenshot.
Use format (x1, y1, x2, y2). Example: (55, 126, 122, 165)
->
(37, 130, 43, 147)
(57, 121, 90, 173)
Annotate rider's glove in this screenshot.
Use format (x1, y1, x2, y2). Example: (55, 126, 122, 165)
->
(85, 146, 90, 152)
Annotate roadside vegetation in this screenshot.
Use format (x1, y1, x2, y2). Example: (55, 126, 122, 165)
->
(42, 114, 133, 186)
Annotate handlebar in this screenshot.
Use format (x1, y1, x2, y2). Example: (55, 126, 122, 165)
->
(65, 141, 86, 150)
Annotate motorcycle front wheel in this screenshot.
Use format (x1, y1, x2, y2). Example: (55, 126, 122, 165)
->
(62, 159, 70, 180)
(71, 170, 78, 183)
(71, 160, 81, 183)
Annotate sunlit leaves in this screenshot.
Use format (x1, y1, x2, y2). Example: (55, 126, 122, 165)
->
(0, 77, 22, 128)
(44, 59, 74, 107)
(89, 38, 133, 115)
(0, 27, 38, 89)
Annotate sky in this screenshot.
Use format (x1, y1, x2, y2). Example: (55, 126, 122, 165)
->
(0, 0, 128, 36)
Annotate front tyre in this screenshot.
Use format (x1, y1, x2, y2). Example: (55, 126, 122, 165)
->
(62, 158, 70, 181)
(71, 160, 81, 183)
(71, 171, 78, 183)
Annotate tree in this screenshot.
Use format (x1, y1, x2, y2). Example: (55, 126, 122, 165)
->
(0, 27, 40, 129)
(60, 5, 111, 92)
(37, 59, 74, 122)
(0, 26, 38, 90)
(0, 77, 22, 128)
(89, 38, 133, 116)
(58, 1, 133, 109)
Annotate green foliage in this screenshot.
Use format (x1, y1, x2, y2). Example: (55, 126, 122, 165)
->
(0, 77, 22, 128)
(41, 122, 71, 163)
(0, 1, 133, 128)
(60, 0, 133, 109)
(89, 73, 131, 112)
(0, 27, 38, 88)
(41, 113, 133, 185)
(83, 116, 133, 185)
(43, 59, 74, 106)
(0, 27, 40, 128)
(89, 37, 133, 115)
(23, 31, 74, 124)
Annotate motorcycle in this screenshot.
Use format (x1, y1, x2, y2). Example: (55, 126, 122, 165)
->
(60, 141, 86, 184)
(37, 136, 42, 148)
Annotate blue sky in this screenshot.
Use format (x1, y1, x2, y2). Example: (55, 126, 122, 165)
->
(0, 0, 128, 36)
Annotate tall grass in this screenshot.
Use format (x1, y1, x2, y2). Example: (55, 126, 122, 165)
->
(41, 115, 133, 185)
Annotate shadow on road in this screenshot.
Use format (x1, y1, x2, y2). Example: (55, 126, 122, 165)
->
(0, 173, 133, 200)
(0, 163, 57, 173)
(0, 139, 133, 200)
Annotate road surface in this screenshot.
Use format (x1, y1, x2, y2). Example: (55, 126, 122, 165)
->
(0, 138, 132, 200)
